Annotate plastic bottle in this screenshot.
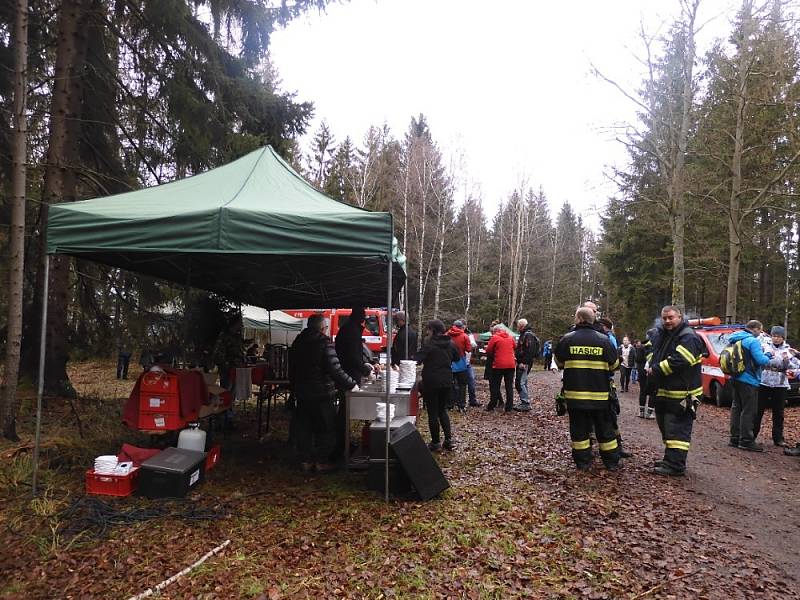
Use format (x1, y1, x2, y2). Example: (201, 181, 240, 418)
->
(177, 422, 206, 452)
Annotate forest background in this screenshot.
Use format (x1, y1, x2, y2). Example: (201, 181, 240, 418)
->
(0, 0, 799, 440)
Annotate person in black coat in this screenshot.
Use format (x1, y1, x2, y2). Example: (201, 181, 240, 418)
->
(290, 314, 357, 472)
(391, 311, 418, 365)
(416, 319, 460, 452)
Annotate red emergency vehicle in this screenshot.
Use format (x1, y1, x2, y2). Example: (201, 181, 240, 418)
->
(689, 316, 799, 406)
(688, 317, 744, 407)
(282, 308, 392, 352)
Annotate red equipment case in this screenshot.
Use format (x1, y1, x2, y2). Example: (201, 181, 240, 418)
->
(85, 467, 140, 497)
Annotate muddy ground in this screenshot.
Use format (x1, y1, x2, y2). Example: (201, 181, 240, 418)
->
(0, 363, 798, 599)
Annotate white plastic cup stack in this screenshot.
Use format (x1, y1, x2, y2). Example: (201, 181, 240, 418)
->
(383, 370, 399, 393)
(398, 360, 417, 386)
(375, 402, 396, 422)
(94, 455, 119, 474)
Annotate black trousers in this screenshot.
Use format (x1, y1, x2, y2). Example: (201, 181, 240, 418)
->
(568, 408, 619, 468)
(425, 385, 452, 444)
(117, 352, 131, 379)
(489, 368, 515, 411)
(754, 386, 787, 443)
(730, 380, 759, 445)
(619, 366, 632, 391)
(452, 371, 468, 409)
(655, 406, 693, 472)
(637, 370, 652, 407)
(295, 392, 337, 463)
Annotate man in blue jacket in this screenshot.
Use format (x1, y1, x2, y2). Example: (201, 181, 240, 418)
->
(728, 320, 784, 452)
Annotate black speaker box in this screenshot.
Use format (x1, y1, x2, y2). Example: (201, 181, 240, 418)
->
(389, 421, 449, 501)
(367, 458, 412, 496)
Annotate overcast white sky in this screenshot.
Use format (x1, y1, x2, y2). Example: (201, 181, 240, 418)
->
(270, 0, 740, 226)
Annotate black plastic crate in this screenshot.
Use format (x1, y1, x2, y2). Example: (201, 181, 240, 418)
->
(139, 447, 206, 498)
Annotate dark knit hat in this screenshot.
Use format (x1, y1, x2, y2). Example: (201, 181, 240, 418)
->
(771, 326, 786, 337)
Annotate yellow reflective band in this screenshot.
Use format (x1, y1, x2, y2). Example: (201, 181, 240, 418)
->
(571, 439, 591, 450)
(599, 439, 619, 451)
(676, 344, 696, 364)
(659, 359, 672, 375)
(656, 387, 703, 399)
(564, 390, 609, 401)
(665, 440, 690, 451)
(646, 352, 653, 362)
(564, 360, 609, 370)
(569, 346, 604, 356)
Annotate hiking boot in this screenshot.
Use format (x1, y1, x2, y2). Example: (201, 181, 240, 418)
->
(645, 407, 656, 419)
(638, 407, 645, 418)
(513, 403, 531, 412)
(728, 439, 739, 448)
(738, 442, 764, 452)
(774, 439, 786, 447)
(443, 439, 456, 451)
(653, 464, 684, 477)
(783, 446, 800, 457)
(428, 441, 442, 452)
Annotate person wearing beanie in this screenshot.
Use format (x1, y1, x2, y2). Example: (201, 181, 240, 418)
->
(754, 326, 799, 447)
(727, 320, 786, 452)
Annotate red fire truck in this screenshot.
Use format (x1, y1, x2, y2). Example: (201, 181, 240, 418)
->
(282, 308, 392, 353)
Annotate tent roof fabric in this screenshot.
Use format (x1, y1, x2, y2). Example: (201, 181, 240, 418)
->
(242, 307, 302, 332)
(47, 146, 405, 308)
(478, 323, 519, 343)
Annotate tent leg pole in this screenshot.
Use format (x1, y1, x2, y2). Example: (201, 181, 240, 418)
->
(32, 254, 50, 497)
(385, 260, 393, 503)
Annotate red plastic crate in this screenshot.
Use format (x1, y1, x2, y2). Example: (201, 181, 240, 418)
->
(85, 468, 139, 497)
(140, 371, 180, 395)
(136, 411, 186, 431)
(139, 391, 180, 412)
(205, 445, 221, 471)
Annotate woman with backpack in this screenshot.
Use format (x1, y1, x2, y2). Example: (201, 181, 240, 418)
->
(417, 319, 460, 452)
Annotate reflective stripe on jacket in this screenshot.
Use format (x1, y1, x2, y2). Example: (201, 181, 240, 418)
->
(554, 324, 619, 411)
(648, 323, 704, 401)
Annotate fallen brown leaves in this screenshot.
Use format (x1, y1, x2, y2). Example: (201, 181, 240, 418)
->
(0, 363, 797, 599)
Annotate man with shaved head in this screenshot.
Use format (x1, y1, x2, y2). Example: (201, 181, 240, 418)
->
(554, 307, 621, 471)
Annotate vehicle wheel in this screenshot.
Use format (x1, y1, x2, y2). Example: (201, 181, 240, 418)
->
(713, 381, 726, 407)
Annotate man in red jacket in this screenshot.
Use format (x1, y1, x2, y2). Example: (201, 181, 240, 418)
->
(485, 324, 517, 412)
(447, 320, 473, 412)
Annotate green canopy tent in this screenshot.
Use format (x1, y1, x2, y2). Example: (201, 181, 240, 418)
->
(46, 146, 405, 308)
(478, 323, 519, 343)
(33, 146, 405, 499)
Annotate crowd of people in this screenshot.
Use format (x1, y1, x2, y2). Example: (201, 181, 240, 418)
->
(286, 301, 799, 477)
(555, 304, 800, 476)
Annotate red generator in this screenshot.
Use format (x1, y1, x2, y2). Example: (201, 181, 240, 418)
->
(137, 371, 186, 431)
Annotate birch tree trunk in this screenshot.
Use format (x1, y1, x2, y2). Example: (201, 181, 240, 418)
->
(1, 0, 30, 441)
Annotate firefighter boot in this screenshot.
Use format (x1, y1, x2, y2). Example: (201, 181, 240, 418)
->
(618, 435, 632, 458)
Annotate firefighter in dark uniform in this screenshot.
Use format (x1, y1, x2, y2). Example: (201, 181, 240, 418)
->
(647, 305, 705, 476)
(555, 307, 621, 471)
